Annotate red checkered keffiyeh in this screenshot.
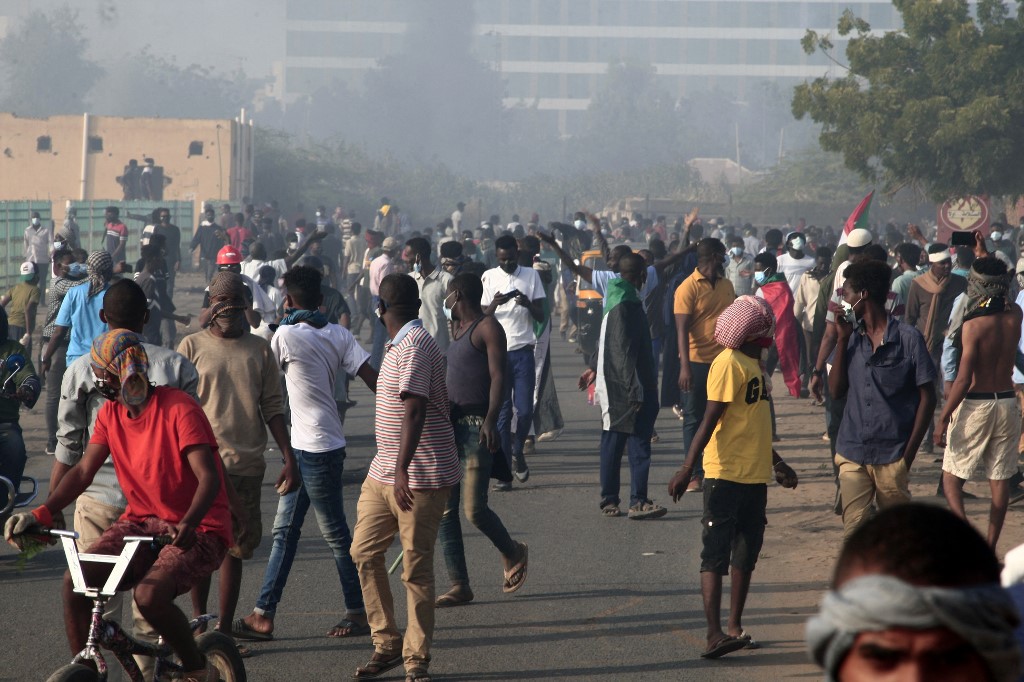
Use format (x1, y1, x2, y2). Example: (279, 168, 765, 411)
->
(714, 295, 776, 349)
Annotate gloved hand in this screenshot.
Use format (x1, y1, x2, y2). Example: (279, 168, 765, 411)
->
(4, 505, 63, 551)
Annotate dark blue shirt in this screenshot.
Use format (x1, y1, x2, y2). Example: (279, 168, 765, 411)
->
(836, 317, 936, 465)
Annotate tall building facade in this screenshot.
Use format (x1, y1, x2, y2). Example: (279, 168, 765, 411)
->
(283, 0, 900, 133)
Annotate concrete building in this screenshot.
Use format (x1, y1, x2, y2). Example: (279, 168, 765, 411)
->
(281, 0, 901, 134)
(0, 111, 255, 218)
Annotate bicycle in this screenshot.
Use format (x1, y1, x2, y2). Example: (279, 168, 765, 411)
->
(43, 529, 246, 682)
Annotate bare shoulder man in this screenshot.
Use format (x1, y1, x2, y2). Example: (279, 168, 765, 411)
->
(936, 254, 1022, 549)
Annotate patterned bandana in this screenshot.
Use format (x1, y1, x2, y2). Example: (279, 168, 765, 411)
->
(90, 330, 150, 405)
(714, 295, 776, 349)
(280, 308, 329, 329)
(86, 250, 113, 298)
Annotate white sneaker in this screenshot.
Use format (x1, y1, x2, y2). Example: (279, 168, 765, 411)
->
(537, 428, 562, 443)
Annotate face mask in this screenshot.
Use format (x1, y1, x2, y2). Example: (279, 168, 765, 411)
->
(729, 247, 743, 258)
(68, 262, 88, 278)
(991, 231, 1003, 241)
(754, 270, 769, 285)
(574, 220, 586, 230)
(791, 237, 806, 251)
(840, 297, 863, 327)
(31, 218, 40, 227)
(53, 241, 63, 250)
(376, 301, 387, 326)
(413, 261, 422, 274)
(442, 292, 456, 322)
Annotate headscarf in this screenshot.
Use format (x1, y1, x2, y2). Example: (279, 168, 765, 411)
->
(714, 295, 776, 350)
(86, 250, 113, 298)
(947, 265, 1011, 348)
(807, 575, 1020, 682)
(208, 271, 250, 338)
(90, 330, 150, 405)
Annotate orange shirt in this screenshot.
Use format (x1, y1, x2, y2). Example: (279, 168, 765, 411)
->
(673, 270, 735, 363)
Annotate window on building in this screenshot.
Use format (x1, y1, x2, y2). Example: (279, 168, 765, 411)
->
(88, 136, 103, 153)
(188, 141, 204, 156)
(36, 136, 51, 152)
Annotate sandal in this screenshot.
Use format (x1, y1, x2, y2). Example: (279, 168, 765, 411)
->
(738, 629, 761, 649)
(435, 585, 474, 608)
(601, 504, 621, 517)
(353, 652, 403, 679)
(700, 634, 747, 659)
(405, 668, 432, 682)
(236, 642, 253, 658)
(502, 542, 528, 594)
(328, 618, 371, 638)
(230, 617, 273, 641)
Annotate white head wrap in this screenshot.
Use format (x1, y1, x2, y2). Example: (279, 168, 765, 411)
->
(807, 575, 1020, 682)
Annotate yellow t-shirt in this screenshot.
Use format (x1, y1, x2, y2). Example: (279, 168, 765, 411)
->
(703, 348, 773, 484)
(673, 270, 735, 363)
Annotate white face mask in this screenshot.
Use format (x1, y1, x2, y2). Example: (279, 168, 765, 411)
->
(729, 247, 744, 258)
(791, 237, 806, 251)
(31, 218, 40, 227)
(574, 219, 586, 230)
(991, 231, 1003, 241)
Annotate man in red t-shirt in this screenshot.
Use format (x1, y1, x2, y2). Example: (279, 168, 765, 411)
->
(5, 330, 230, 681)
(227, 212, 254, 252)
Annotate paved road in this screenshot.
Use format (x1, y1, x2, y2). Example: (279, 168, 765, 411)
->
(1, 313, 825, 681)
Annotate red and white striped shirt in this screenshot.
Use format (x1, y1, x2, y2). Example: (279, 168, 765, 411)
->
(368, 321, 461, 490)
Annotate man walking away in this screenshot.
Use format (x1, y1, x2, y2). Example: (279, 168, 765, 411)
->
(594, 253, 666, 519)
(436, 273, 528, 608)
(350, 273, 461, 681)
(235, 265, 377, 641)
(24, 211, 51, 305)
(936, 255, 1022, 550)
(668, 296, 798, 659)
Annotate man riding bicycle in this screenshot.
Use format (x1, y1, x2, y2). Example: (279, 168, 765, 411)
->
(5, 330, 231, 682)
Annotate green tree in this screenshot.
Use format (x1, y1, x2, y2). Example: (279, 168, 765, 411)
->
(792, 0, 1024, 201)
(0, 7, 103, 116)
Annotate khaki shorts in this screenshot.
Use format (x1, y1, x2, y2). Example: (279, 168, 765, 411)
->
(943, 397, 1020, 481)
(228, 474, 264, 560)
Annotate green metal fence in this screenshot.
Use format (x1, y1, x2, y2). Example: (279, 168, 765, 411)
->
(0, 201, 54, 291)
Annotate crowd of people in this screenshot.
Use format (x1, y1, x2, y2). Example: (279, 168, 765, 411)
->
(4, 197, 1024, 680)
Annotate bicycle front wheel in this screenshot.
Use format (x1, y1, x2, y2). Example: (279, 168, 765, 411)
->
(45, 664, 99, 682)
(197, 631, 247, 682)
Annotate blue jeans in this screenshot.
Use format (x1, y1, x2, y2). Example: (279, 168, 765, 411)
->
(681, 361, 712, 479)
(0, 423, 26, 513)
(497, 346, 536, 460)
(254, 447, 364, 617)
(369, 296, 386, 370)
(438, 417, 518, 586)
(600, 394, 659, 507)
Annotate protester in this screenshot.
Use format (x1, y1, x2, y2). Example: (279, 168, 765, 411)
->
(191, 207, 226, 282)
(589, 253, 666, 519)
(777, 231, 816, 293)
(8, 329, 230, 682)
(24, 211, 51, 305)
(668, 295, 798, 659)
(404, 237, 453, 351)
(807, 504, 1019, 682)
(725, 236, 755, 296)
(2, 262, 40, 352)
(177, 271, 299, 648)
(674, 238, 735, 492)
(829, 260, 936, 538)
(752, 252, 802, 401)
(935, 255, 1021, 550)
(350, 273, 461, 682)
(436, 273, 528, 608)
(369, 236, 401, 369)
(103, 206, 128, 264)
(792, 246, 832, 393)
(42, 251, 114, 373)
(0, 307, 40, 518)
(41, 249, 86, 456)
(481, 235, 546, 487)
(234, 265, 377, 642)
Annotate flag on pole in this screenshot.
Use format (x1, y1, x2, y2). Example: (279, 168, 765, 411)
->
(838, 190, 874, 246)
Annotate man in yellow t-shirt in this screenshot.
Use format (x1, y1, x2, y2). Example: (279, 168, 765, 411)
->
(673, 238, 735, 491)
(669, 295, 799, 660)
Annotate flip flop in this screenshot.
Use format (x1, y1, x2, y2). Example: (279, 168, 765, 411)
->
(236, 643, 254, 658)
(435, 585, 474, 608)
(327, 619, 371, 638)
(405, 668, 432, 682)
(700, 635, 747, 659)
(352, 653, 403, 679)
(738, 630, 761, 650)
(503, 542, 528, 593)
(230, 617, 273, 641)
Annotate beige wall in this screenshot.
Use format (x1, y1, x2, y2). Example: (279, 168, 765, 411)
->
(0, 112, 252, 223)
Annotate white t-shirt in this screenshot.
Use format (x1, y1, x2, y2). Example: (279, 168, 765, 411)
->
(271, 322, 369, 452)
(481, 265, 546, 351)
(241, 257, 288, 282)
(777, 253, 816, 293)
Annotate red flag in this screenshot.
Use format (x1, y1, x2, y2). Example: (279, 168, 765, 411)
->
(839, 190, 874, 245)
